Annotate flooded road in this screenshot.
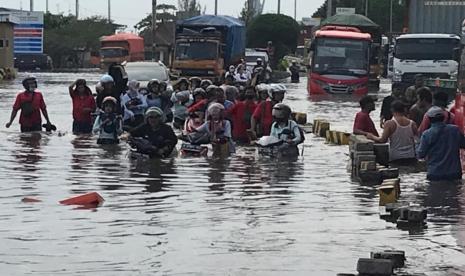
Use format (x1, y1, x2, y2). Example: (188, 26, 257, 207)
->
(0, 73, 464, 275)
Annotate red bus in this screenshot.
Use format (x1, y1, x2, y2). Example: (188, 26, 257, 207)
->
(307, 26, 372, 95)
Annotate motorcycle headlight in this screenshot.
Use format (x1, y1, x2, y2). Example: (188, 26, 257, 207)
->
(393, 69, 402, 82)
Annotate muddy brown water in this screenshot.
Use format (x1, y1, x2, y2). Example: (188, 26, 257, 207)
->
(0, 73, 464, 275)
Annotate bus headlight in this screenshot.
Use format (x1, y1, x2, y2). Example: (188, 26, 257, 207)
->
(313, 79, 329, 90)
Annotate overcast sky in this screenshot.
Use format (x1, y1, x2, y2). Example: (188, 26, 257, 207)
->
(2, 0, 326, 30)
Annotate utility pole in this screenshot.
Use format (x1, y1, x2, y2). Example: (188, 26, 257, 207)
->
(389, 0, 393, 33)
(277, 0, 281, 14)
(215, 0, 218, 15)
(152, 0, 157, 61)
(108, 0, 111, 23)
(76, 0, 79, 19)
(365, 0, 369, 16)
(327, 0, 332, 18)
(294, 0, 297, 20)
(46, 0, 49, 13)
(30, 0, 33, 11)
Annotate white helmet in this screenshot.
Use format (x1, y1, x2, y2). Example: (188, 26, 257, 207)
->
(268, 83, 286, 98)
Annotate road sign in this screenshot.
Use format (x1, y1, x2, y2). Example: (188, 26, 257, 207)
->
(336, 7, 356, 14)
(11, 11, 44, 54)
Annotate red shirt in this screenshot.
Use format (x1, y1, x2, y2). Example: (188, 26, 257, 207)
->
(252, 101, 273, 136)
(71, 89, 96, 123)
(418, 110, 455, 135)
(353, 111, 379, 136)
(229, 100, 257, 141)
(13, 91, 46, 127)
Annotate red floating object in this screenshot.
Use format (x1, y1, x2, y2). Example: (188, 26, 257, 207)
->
(59, 192, 104, 206)
(21, 197, 42, 203)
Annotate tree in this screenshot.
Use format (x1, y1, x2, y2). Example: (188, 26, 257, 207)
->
(134, 4, 176, 32)
(44, 13, 116, 67)
(178, 0, 201, 12)
(239, 1, 256, 26)
(247, 14, 300, 62)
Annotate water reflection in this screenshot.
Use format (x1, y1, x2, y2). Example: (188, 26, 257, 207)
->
(10, 133, 46, 183)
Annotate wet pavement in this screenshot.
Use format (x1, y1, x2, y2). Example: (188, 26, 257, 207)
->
(0, 73, 464, 275)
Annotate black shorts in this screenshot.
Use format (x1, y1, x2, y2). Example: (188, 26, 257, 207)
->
(20, 124, 42, 133)
(97, 138, 119, 145)
(73, 120, 93, 134)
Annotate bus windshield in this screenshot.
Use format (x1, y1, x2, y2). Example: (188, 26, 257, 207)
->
(175, 41, 218, 60)
(394, 38, 460, 60)
(312, 37, 369, 76)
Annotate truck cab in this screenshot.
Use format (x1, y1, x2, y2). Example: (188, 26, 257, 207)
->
(392, 34, 461, 91)
(172, 28, 224, 80)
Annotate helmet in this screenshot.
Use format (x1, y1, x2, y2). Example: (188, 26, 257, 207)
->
(272, 103, 292, 119)
(22, 76, 37, 90)
(175, 77, 189, 88)
(147, 79, 161, 93)
(200, 79, 213, 88)
(102, 96, 117, 106)
(256, 58, 263, 62)
(145, 106, 164, 118)
(175, 90, 190, 102)
(206, 84, 218, 93)
(193, 88, 207, 98)
(189, 76, 201, 82)
(207, 102, 225, 117)
(100, 74, 114, 84)
(268, 84, 286, 98)
(256, 83, 269, 92)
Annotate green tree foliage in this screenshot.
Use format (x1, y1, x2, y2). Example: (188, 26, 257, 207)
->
(247, 14, 300, 61)
(44, 13, 116, 67)
(134, 4, 177, 32)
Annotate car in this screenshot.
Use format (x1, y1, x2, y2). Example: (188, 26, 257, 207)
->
(245, 49, 269, 72)
(14, 53, 53, 71)
(124, 61, 171, 91)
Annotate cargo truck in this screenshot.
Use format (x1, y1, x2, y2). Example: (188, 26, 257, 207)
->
(401, 0, 465, 95)
(100, 33, 145, 69)
(172, 15, 246, 81)
(392, 33, 461, 96)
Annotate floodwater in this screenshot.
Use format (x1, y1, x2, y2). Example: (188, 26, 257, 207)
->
(0, 73, 464, 276)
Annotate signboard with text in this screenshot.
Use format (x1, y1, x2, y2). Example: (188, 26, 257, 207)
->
(11, 11, 44, 54)
(336, 7, 356, 14)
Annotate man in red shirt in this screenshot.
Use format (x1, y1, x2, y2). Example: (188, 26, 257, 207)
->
(353, 95, 379, 136)
(250, 84, 285, 138)
(228, 86, 257, 143)
(5, 77, 53, 132)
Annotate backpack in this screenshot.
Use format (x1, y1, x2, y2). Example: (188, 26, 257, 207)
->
(293, 124, 306, 145)
(278, 120, 305, 145)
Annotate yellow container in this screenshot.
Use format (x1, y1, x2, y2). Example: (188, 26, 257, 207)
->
(325, 130, 332, 143)
(383, 178, 401, 198)
(339, 132, 351, 145)
(318, 121, 330, 138)
(378, 185, 397, 206)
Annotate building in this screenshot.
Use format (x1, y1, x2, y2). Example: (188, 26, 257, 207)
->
(0, 11, 18, 69)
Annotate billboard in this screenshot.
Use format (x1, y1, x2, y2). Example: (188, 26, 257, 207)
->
(11, 11, 44, 54)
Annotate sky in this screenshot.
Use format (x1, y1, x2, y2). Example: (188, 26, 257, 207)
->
(1, 0, 326, 30)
